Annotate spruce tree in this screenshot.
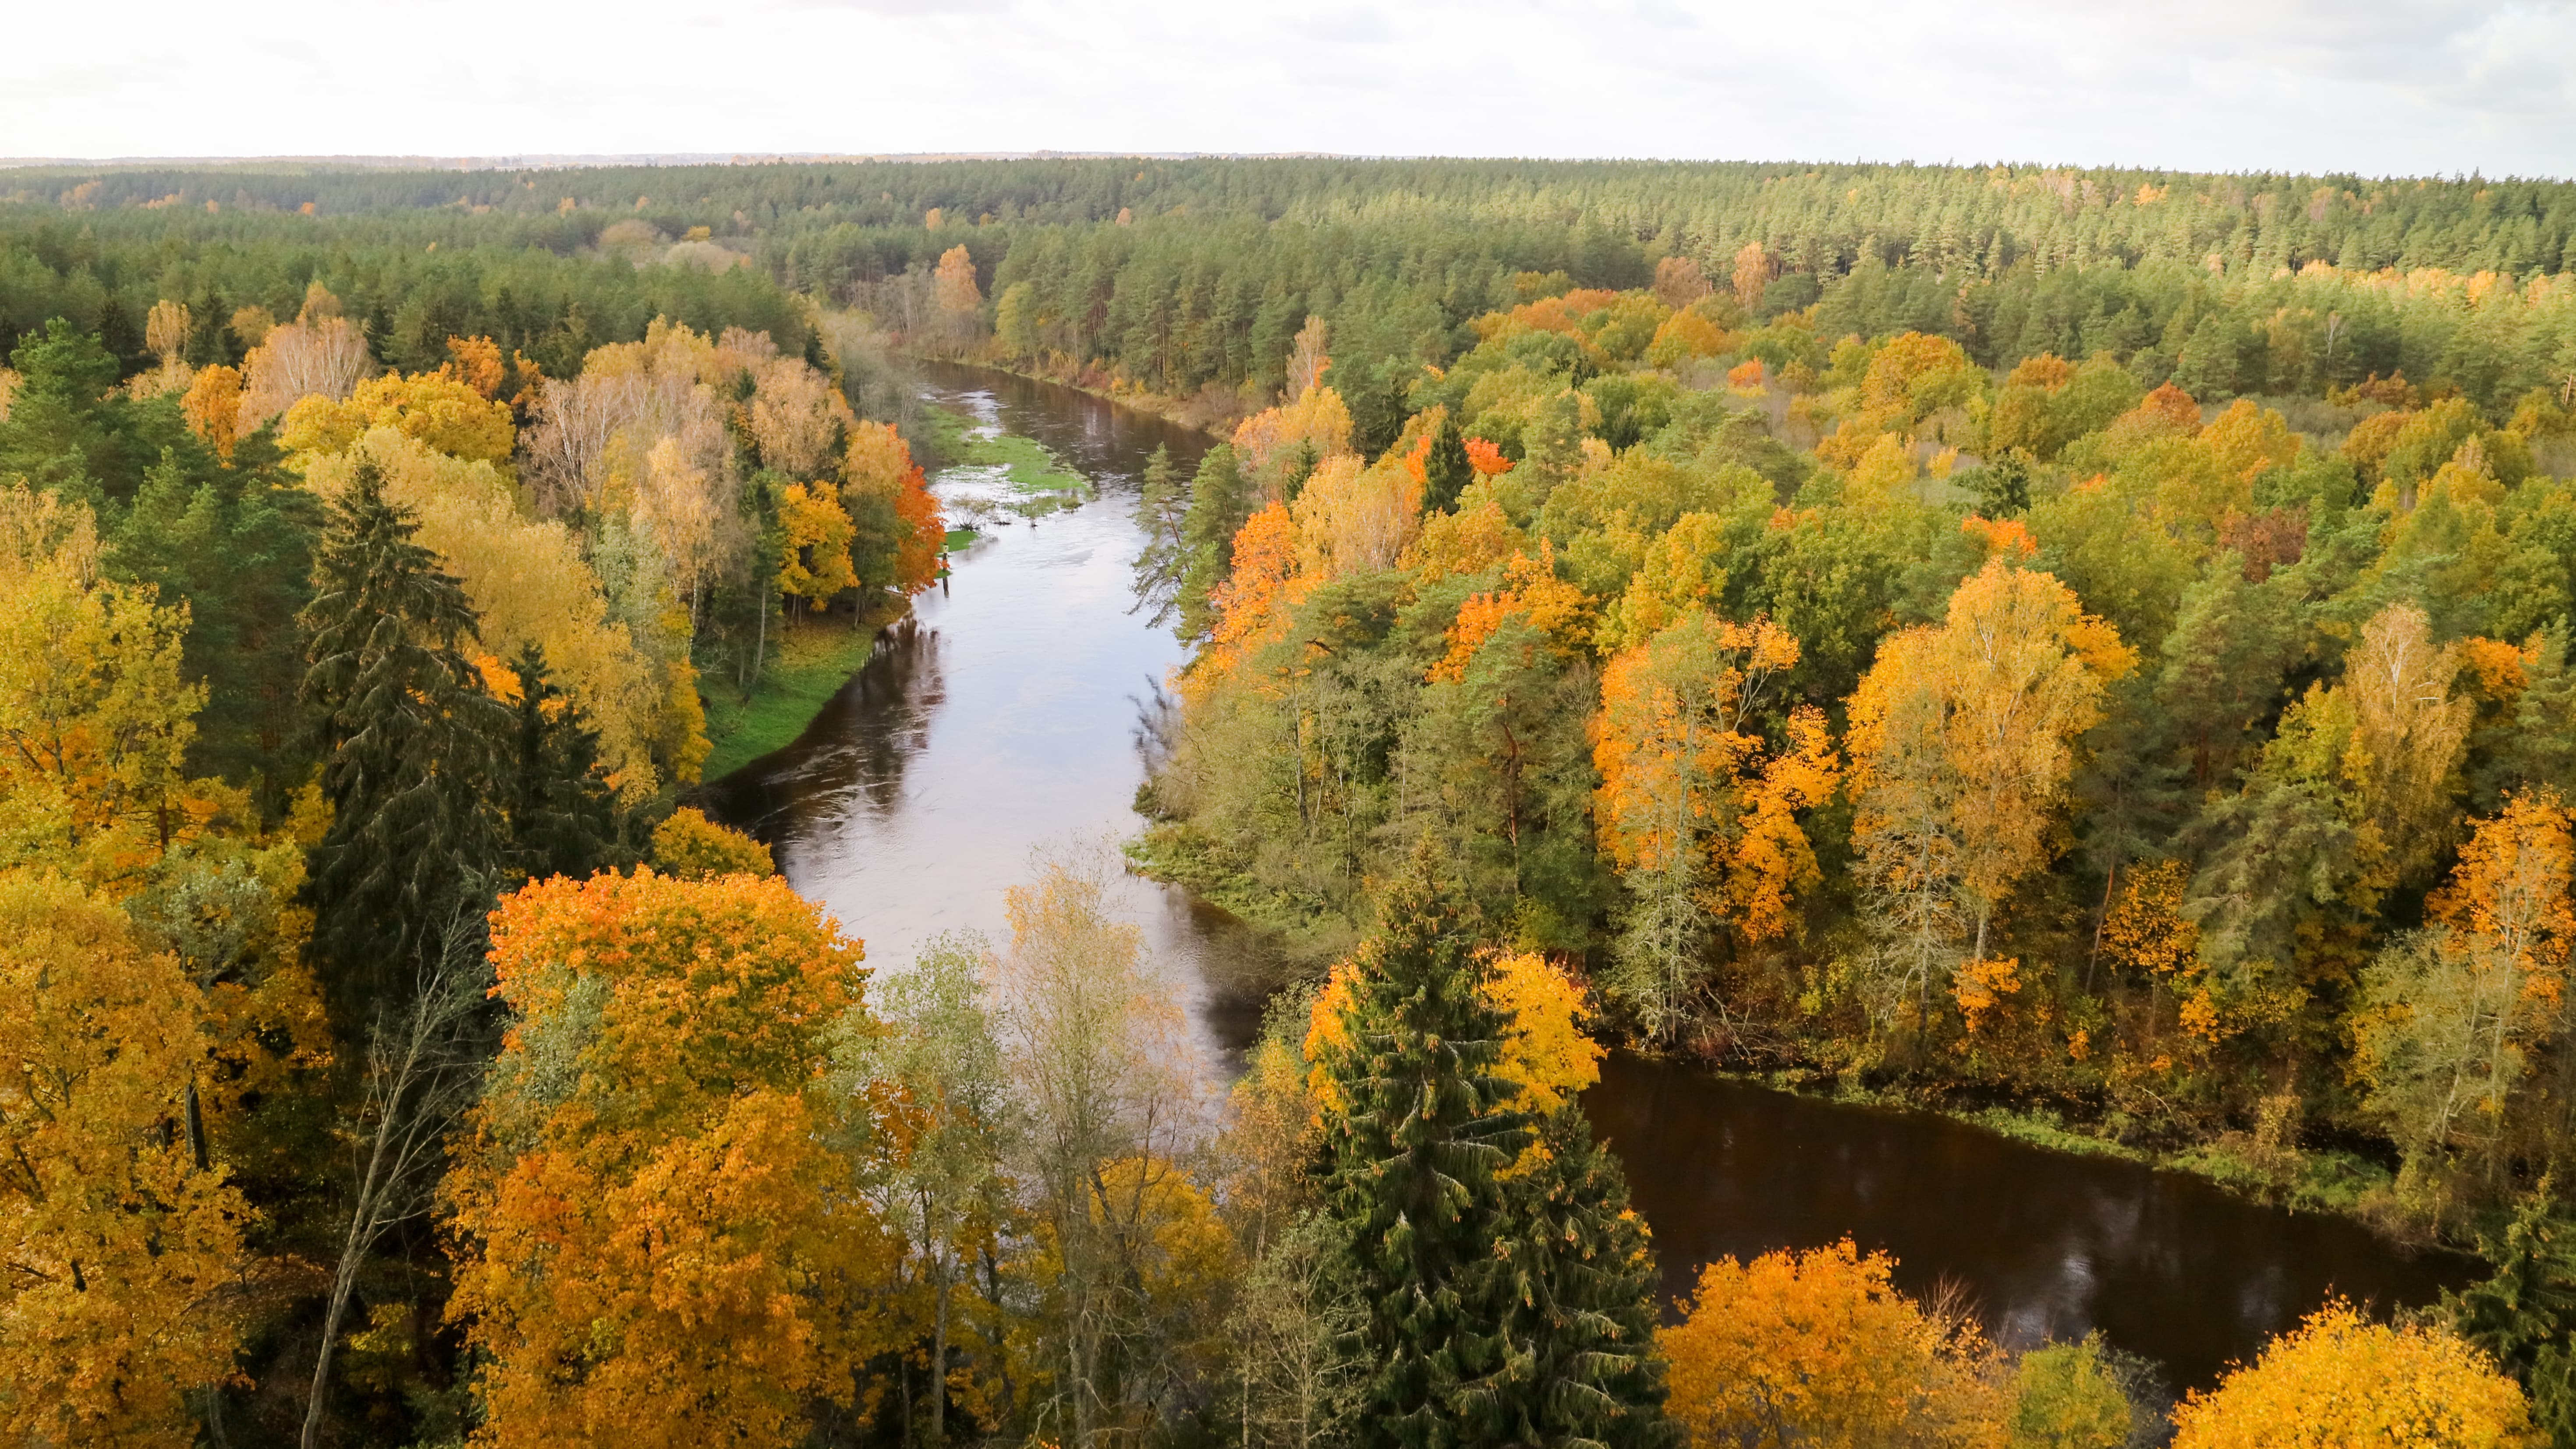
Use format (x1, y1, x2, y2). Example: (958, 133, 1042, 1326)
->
(2446, 1190, 2576, 1449)
(1495, 1110, 1675, 1449)
(500, 643, 621, 884)
(1423, 410, 1473, 516)
(1318, 854, 1530, 1449)
(298, 459, 509, 1018)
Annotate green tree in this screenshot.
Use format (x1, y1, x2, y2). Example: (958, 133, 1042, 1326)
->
(111, 447, 319, 803)
(1131, 443, 1191, 626)
(1176, 443, 1251, 640)
(499, 642, 621, 883)
(0, 320, 196, 506)
(2446, 1187, 2576, 1449)
(1422, 410, 1473, 516)
(297, 458, 509, 1017)
(1494, 1109, 1674, 1449)
(1315, 852, 1531, 1449)
(851, 932, 1012, 1448)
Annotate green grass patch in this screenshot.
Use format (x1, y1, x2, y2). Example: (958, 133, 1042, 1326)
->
(924, 401, 1089, 495)
(698, 616, 884, 781)
(943, 526, 980, 551)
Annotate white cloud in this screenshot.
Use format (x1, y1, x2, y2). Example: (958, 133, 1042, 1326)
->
(1, 0, 2569, 176)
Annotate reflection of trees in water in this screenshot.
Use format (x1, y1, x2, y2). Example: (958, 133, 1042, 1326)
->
(790, 616, 943, 827)
(695, 618, 942, 847)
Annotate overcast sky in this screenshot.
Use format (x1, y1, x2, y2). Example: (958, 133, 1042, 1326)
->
(5, 0, 2572, 178)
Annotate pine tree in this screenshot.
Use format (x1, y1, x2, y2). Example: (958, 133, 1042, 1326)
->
(500, 642, 620, 884)
(112, 449, 320, 806)
(298, 458, 509, 1018)
(1176, 443, 1249, 640)
(1317, 853, 1530, 1449)
(1494, 1110, 1675, 1449)
(1423, 410, 1473, 516)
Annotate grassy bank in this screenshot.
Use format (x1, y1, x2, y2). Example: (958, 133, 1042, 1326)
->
(698, 609, 893, 781)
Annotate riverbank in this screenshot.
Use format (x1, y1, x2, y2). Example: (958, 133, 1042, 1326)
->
(1125, 820, 2431, 1243)
(1736, 1067, 2420, 1239)
(698, 607, 896, 781)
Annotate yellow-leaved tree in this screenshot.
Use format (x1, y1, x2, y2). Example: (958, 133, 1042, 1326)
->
(0, 872, 248, 1449)
(443, 869, 893, 1449)
(1846, 559, 2132, 1030)
(2170, 1302, 2530, 1449)
(0, 484, 215, 887)
(1661, 1239, 2005, 1449)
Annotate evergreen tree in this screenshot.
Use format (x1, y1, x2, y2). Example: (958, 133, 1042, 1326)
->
(2446, 1188, 2576, 1449)
(297, 458, 510, 1018)
(1494, 1110, 1674, 1449)
(1423, 411, 1473, 516)
(1130, 443, 1191, 626)
(1176, 442, 1249, 641)
(500, 642, 621, 884)
(0, 318, 192, 506)
(1317, 853, 1530, 1449)
(113, 448, 320, 806)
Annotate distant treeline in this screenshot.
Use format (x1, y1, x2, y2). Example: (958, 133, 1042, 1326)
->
(11, 157, 2573, 428)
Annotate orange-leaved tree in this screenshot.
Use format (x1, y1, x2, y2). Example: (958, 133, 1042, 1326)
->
(1846, 559, 2132, 1030)
(1191, 499, 1301, 686)
(1661, 1238, 2004, 1449)
(2170, 1301, 2529, 1449)
(844, 420, 947, 597)
(0, 871, 249, 1449)
(1593, 608, 1836, 1035)
(443, 869, 893, 1449)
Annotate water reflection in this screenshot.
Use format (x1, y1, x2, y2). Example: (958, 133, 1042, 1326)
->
(1584, 1051, 2477, 1386)
(700, 365, 1275, 1075)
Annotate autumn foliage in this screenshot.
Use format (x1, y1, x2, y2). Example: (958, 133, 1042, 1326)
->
(2169, 1302, 2530, 1449)
(1662, 1239, 2003, 1449)
(0, 873, 248, 1449)
(444, 869, 888, 1449)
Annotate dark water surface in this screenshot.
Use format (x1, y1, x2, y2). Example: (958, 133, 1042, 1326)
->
(707, 363, 2475, 1390)
(1587, 1053, 2475, 1387)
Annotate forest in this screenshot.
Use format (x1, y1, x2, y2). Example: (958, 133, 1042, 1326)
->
(3, 156, 2575, 1448)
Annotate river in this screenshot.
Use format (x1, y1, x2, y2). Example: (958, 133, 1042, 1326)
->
(704, 362, 2475, 1391)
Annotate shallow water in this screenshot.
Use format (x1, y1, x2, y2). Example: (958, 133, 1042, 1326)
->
(707, 363, 2477, 1389)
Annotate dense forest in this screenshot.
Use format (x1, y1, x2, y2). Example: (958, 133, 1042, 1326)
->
(4, 156, 2575, 1448)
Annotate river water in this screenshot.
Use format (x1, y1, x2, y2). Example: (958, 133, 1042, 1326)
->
(705, 363, 2475, 1390)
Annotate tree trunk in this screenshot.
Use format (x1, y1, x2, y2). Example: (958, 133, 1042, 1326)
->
(930, 1250, 950, 1448)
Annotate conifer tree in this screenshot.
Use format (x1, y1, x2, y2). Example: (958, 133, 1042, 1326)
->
(2446, 1187, 2576, 1447)
(500, 642, 620, 883)
(1422, 410, 1473, 516)
(1130, 443, 1191, 626)
(1316, 852, 1530, 1449)
(1494, 1110, 1675, 1449)
(298, 458, 509, 1016)
(1176, 443, 1249, 640)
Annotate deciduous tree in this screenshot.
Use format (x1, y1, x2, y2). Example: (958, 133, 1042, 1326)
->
(0, 871, 248, 1449)
(446, 869, 889, 1449)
